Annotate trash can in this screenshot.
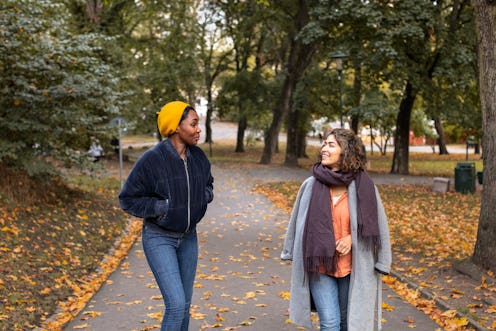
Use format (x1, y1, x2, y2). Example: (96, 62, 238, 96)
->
(477, 171, 483, 185)
(454, 162, 475, 194)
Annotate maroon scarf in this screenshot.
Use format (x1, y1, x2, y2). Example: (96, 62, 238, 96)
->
(302, 163, 381, 275)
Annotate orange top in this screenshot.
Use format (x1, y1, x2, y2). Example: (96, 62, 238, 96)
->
(320, 189, 352, 278)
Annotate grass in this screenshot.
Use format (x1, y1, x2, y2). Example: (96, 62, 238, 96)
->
(367, 151, 483, 177)
(199, 138, 483, 177)
(0, 137, 489, 330)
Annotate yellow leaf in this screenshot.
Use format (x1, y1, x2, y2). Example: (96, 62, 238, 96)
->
(441, 310, 457, 318)
(82, 311, 101, 318)
(147, 311, 163, 321)
(451, 289, 464, 295)
(445, 317, 469, 328)
(486, 305, 496, 314)
(125, 300, 142, 305)
(39, 287, 52, 295)
(190, 312, 206, 320)
(1, 226, 18, 235)
(382, 302, 395, 312)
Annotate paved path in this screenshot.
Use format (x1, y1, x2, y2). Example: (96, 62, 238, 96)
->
(62, 164, 441, 331)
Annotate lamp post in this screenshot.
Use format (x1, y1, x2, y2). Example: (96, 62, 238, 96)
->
(331, 52, 347, 127)
(110, 117, 127, 189)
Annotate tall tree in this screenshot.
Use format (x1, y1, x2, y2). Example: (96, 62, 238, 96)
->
(374, 0, 475, 174)
(260, 0, 320, 165)
(209, 0, 271, 152)
(471, 0, 496, 273)
(0, 0, 124, 175)
(126, 0, 203, 136)
(197, 3, 233, 145)
(283, 1, 328, 167)
(327, 0, 384, 134)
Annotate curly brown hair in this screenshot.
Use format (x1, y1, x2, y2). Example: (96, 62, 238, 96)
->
(322, 128, 367, 172)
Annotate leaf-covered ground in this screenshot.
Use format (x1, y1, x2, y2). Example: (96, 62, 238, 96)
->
(0, 163, 133, 331)
(254, 181, 496, 330)
(0, 138, 491, 330)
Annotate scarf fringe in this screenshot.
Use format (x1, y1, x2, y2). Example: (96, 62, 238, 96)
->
(304, 255, 339, 274)
(358, 225, 381, 251)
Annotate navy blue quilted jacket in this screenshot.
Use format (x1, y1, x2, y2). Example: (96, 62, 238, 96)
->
(119, 139, 214, 233)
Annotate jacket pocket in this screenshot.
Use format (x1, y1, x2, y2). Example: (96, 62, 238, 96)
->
(154, 199, 169, 225)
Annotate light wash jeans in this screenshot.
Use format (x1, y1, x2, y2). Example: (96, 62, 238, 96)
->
(309, 273, 350, 331)
(142, 221, 198, 331)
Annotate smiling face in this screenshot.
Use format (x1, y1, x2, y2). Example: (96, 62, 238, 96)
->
(176, 109, 201, 146)
(321, 134, 342, 171)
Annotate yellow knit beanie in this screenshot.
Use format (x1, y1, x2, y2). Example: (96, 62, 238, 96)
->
(156, 101, 189, 137)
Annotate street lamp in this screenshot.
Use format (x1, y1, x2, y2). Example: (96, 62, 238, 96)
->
(331, 52, 347, 127)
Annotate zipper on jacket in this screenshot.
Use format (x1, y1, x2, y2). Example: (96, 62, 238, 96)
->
(183, 157, 191, 232)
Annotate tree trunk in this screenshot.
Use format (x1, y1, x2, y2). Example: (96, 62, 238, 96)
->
(296, 129, 308, 158)
(285, 103, 311, 166)
(471, 0, 496, 273)
(86, 0, 103, 25)
(433, 116, 449, 155)
(235, 115, 247, 153)
(474, 142, 481, 154)
(204, 88, 214, 144)
(285, 106, 299, 166)
(261, 0, 316, 165)
(391, 81, 417, 174)
(261, 76, 293, 164)
(350, 59, 362, 134)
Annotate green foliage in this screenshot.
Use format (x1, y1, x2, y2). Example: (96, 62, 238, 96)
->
(0, 0, 482, 175)
(351, 88, 397, 152)
(0, 0, 125, 176)
(411, 108, 437, 139)
(372, 1, 478, 126)
(118, 0, 203, 135)
(216, 70, 274, 125)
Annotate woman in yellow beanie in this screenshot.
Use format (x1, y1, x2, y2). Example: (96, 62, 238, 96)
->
(119, 101, 214, 331)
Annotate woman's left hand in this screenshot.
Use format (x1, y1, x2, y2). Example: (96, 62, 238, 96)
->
(336, 235, 352, 256)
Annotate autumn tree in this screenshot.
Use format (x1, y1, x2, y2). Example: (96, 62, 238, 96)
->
(119, 0, 203, 136)
(205, 0, 272, 152)
(371, 1, 476, 174)
(68, 0, 205, 136)
(260, 0, 322, 165)
(0, 0, 124, 176)
(471, 0, 496, 272)
(196, 4, 233, 145)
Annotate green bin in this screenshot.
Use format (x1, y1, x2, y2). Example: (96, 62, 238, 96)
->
(454, 162, 475, 194)
(477, 171, 483, 185)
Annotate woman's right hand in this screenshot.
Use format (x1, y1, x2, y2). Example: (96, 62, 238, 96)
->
(336, 235, 352, 256)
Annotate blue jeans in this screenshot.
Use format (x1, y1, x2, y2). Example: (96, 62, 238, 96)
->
(309, 273, 350, 331)
(142, 221, 198, 331)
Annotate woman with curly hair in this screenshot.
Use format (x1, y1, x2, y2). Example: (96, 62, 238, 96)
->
(281, 128, 391, 331)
